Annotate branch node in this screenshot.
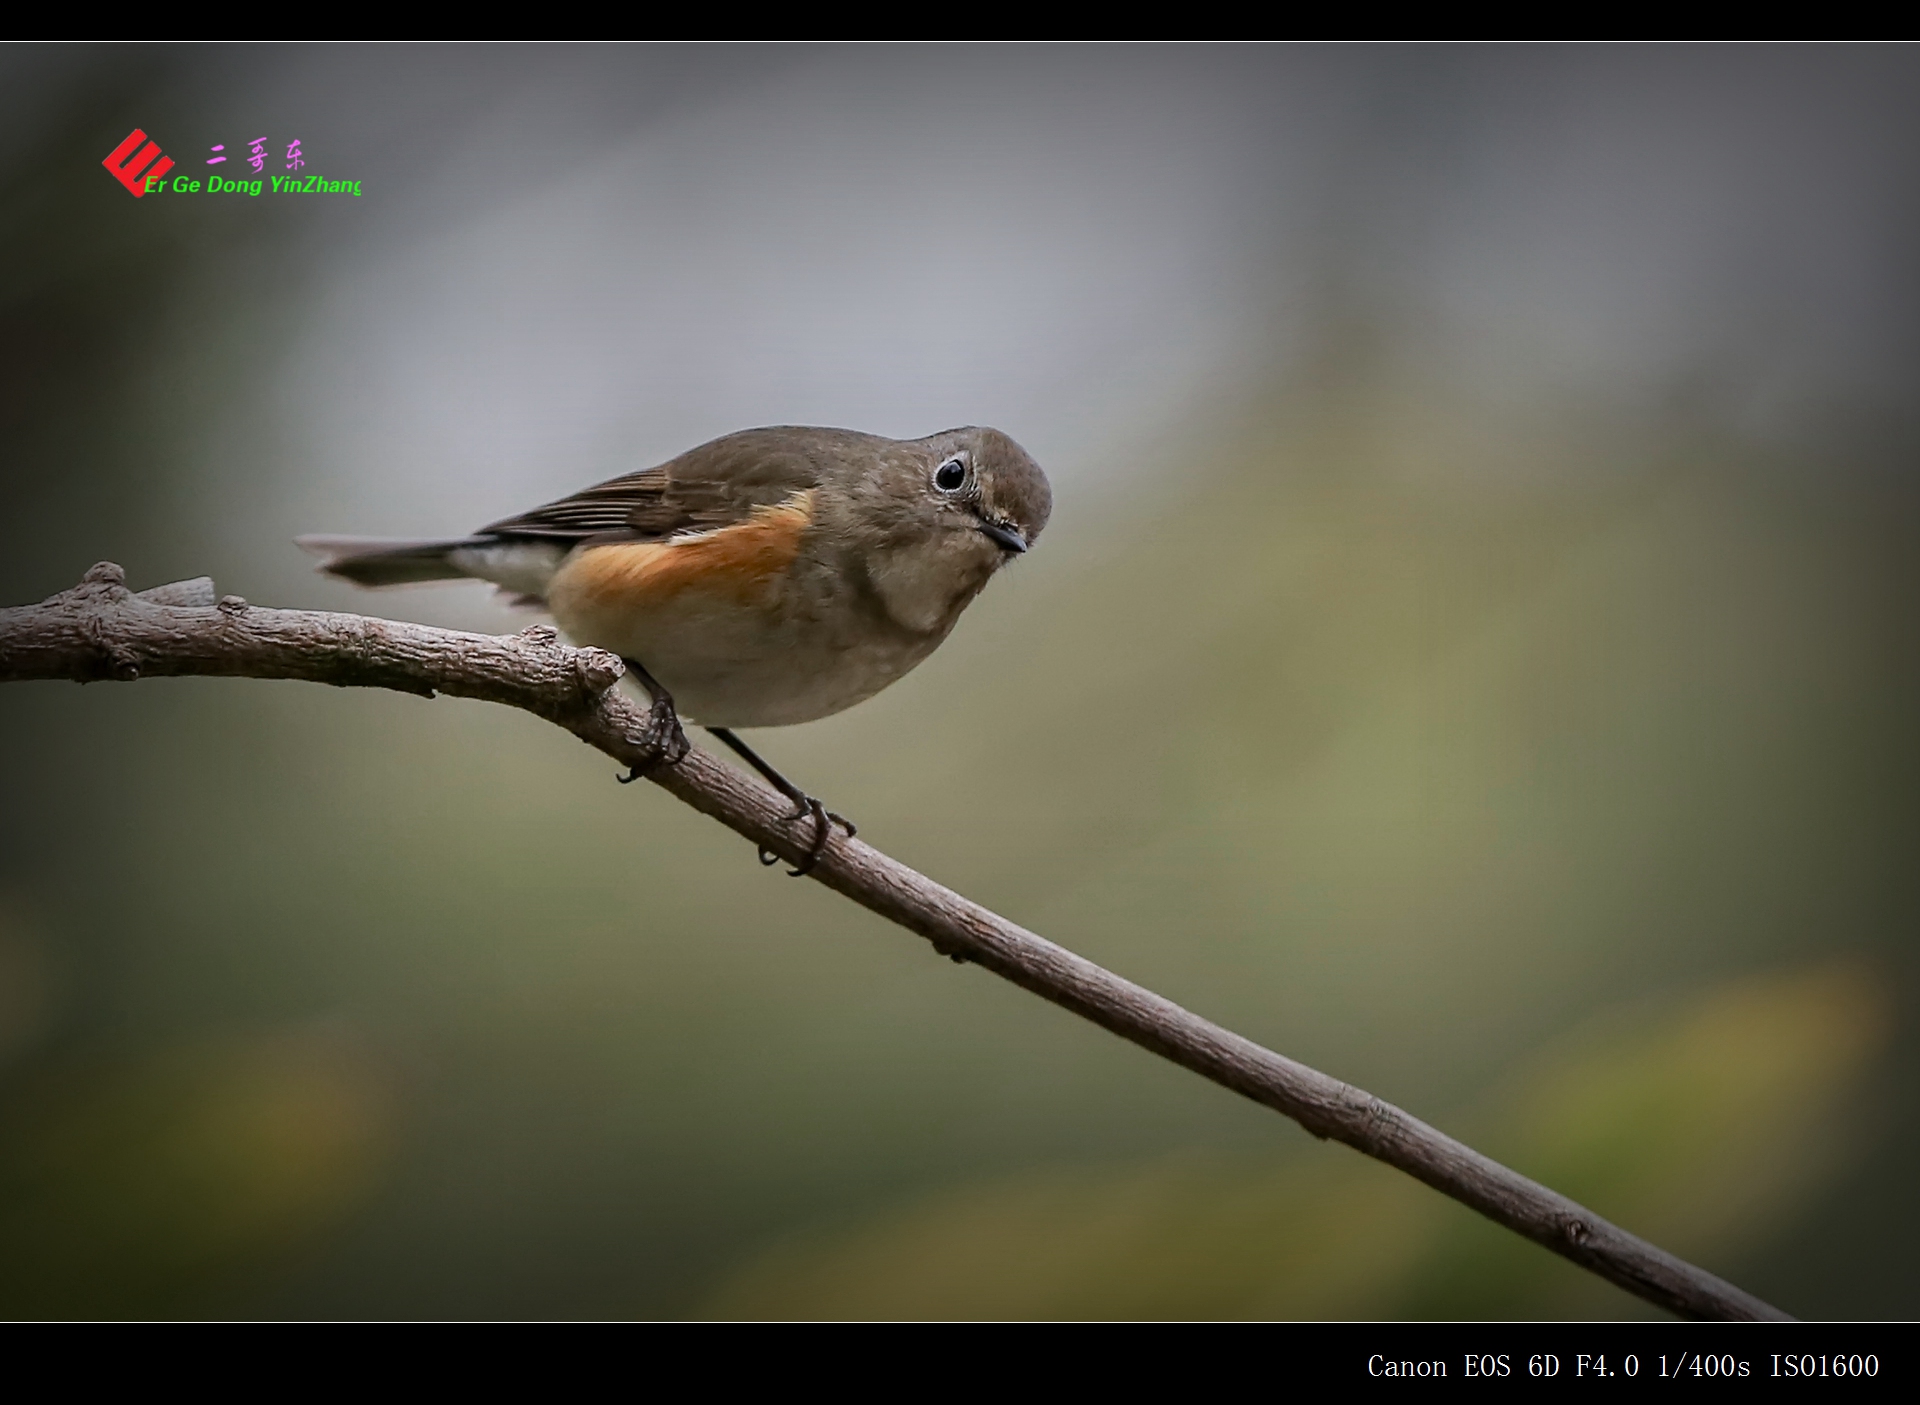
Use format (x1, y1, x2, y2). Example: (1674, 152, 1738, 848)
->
(573, 647, 625, 695)
(217, 595, 250, 615)
(82, 562, 127, 589)
(1566, 1218, 1592, 1246)
(518, 623, 558, 644)
(80, 613, 139, 681)
(1362, 1095, 1401, 1147)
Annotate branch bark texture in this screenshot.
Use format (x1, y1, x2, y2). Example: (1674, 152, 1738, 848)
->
(0, 563, 1790, 1322)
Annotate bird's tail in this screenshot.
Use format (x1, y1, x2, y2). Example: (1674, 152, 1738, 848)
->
(296, 535, 495, 587)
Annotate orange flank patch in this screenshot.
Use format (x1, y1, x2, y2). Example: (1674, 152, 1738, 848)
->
(552, 490, 815, 610)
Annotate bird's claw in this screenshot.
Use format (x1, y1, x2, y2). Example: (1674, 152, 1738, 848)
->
(701, 726, 854, 876)
(616, 695, 691, 783)
(769, 795, 856, 877)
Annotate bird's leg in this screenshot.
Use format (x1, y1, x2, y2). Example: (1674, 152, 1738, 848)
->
(615, 657, 691, 781)
(706, 726, 856, 877)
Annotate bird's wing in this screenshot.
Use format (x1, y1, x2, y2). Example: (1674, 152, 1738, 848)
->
(479, 429, 841, 545)
(480, 464, 688, 541)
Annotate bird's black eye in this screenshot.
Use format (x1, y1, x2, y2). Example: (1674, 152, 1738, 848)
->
(934, 457, 966, 492)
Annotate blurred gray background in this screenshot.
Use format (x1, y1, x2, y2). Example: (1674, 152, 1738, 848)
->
(2, 43, 1917, 1318)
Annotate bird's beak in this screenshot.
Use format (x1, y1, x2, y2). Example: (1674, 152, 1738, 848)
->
(977, 520, 1028, 554)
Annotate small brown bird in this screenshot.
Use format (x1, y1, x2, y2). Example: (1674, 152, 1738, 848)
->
(299, 425, 1052, 872)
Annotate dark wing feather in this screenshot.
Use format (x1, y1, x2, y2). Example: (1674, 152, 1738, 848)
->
(479, 428, 849, 546)
(481, 465, 683, 540)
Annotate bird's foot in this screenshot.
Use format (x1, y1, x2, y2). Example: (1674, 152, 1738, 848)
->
(704, 726, 855, 877)
(616, 690, 691, 783)
(758, 796, 857, 877)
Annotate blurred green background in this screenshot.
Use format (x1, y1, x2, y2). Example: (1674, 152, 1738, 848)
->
(2, 44, 1917, 1319)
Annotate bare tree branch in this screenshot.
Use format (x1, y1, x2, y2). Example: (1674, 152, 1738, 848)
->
(0, 562, 1791, 1321)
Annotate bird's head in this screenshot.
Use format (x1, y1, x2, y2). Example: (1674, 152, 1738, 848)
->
(838, 425, 1052, 635)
